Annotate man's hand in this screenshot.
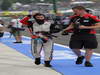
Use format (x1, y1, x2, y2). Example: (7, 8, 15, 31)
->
(31, 35, 39, 39)
(61, 30, 69, 35)
(41, 37, 49, 43)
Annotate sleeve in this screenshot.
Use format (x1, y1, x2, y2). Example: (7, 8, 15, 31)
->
(90, 15, 100, 24)
(20, 16, 30, 25)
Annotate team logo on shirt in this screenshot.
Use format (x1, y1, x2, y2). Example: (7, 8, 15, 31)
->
(83, 20, 89, 22)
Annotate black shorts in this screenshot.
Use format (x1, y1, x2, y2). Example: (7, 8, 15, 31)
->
(69, 34, 98, 49)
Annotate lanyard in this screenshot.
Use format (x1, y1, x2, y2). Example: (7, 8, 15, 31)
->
(16, 19, 19, 28)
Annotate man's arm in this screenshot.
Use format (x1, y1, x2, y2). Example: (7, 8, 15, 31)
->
(63, 23, 74, 31)
(79, 22, 100, 29)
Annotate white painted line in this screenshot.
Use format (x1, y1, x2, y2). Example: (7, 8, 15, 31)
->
(55, 43, 100, 56)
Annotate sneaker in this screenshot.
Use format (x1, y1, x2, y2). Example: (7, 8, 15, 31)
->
(85, 61, 93, 67)
(44, 61, 52, 67)
(76, 56, 85, 64)
(34, 58, 41, 65)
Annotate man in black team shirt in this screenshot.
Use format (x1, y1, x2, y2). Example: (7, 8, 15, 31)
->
(63, 6, 100, 67)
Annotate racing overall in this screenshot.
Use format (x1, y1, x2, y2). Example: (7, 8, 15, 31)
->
(31, 22, 53, 61)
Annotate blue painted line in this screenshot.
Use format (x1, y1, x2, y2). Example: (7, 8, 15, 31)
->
(1, 32, 100, 75)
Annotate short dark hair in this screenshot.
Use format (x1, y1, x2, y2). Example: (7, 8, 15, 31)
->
(33, 13, 45, 19)
(72, 6, 86, 10)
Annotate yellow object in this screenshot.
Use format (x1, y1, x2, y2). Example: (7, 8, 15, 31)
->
(0, 11, 29, 16)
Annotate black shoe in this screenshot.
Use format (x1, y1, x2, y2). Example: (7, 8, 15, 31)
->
(76, 56, 85, 64)
(85, 61, 93, 67)
(34, 58, 41, 65)
(44, 61, 52, 67)
(13, 41, 22, 43)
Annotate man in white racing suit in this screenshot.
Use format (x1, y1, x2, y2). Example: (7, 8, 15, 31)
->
(20, 13, 54, 67)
